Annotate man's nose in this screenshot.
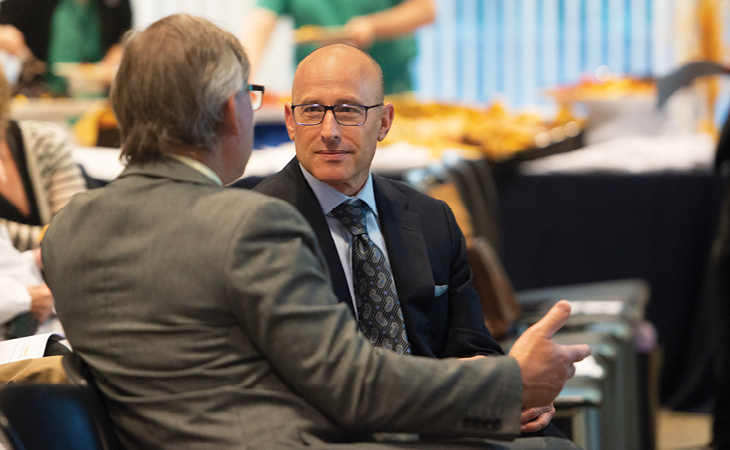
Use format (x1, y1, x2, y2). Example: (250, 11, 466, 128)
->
(320, 109, 342, 141)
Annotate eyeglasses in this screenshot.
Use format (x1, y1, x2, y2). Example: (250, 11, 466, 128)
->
(239, 84, 265, 111)
(291, 103, 383, 126)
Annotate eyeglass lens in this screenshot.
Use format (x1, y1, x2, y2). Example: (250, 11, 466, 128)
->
(249, 91, 263, 111)
(295, 105, 368, 125)
(246, 85, 265, 111)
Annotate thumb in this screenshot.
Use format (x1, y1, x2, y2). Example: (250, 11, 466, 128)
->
(528, 300, 572, 339)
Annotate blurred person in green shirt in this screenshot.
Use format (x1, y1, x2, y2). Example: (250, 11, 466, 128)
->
(241, 0, 435, 95)
(0, 0, 132, 95)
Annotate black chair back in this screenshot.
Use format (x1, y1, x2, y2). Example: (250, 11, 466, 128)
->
(445, 158, 502, 251)
(62, 352, 122, 450)
(0, 412, 25, 450)
(0, 382, 119, 450)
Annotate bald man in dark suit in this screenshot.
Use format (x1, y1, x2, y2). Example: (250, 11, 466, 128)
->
(255, 43, 572, 438)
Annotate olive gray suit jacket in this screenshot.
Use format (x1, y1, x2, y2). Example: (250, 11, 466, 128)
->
(42, 158, 574, 449)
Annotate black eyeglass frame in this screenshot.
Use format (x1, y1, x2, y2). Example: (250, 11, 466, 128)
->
(290, 103, 384, 126)
(239, 84, 265, 111)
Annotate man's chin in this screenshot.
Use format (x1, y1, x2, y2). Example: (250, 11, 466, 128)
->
(312, 167, 350, 182)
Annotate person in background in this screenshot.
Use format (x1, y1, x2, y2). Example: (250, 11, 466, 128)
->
(0, 224, 61, 339)
(42, 14, 589, 449)
(0, 62, 86, 252)
(0, 0, 132, 94)
(240, 0, 435, 95)
(0, 220, 67, 381)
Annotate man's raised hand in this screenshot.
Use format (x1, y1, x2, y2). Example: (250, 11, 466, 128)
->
(508, 300, 591, 409)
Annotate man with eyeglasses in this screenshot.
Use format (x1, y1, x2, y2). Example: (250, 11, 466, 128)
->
(255, 43, 576, 440)
(42, 17, 586, 449)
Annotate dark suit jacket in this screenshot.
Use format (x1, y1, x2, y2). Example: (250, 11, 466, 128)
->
(254, 158, 504, 358)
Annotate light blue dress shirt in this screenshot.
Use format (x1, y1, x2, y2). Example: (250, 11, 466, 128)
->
(299, 164, 396, 318)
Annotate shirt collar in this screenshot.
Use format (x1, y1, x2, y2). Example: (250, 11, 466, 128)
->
(299, 163, 378, 218)
(169, 154, 222, 186)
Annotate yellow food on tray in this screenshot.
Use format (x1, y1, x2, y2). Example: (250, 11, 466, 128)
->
(381, 98, 482, 156)
(549, 75, 656, 102)
(73, 100, 118, 147)
(381, 95, 583, 162)
(464, 103, 547, 159)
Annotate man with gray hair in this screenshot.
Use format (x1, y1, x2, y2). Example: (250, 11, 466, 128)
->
(41, 14, 588, 450)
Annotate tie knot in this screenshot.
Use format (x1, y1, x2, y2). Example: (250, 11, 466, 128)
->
(331, 199, 367, 236)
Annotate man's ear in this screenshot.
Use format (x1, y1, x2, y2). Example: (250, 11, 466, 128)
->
(284, 103, 296, 141)
(221, 93, 239, 135)
(377, 103, 395, 142)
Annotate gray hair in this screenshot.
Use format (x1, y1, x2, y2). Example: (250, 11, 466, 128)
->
(110, 14, 249, 164)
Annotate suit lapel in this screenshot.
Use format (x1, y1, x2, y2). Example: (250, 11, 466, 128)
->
(373, 176, 434, 352)
(275, 159, 355, 314)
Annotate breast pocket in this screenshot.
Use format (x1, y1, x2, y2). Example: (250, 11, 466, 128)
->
(434, 284, 448, 297)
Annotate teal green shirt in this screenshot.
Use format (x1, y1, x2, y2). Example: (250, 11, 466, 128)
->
(257, 0, 417, 94)
(46, 0, 104, 94)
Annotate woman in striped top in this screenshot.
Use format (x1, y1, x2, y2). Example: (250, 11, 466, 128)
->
(0, 68, 86, 252)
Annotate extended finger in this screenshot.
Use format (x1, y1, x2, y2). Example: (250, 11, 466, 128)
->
(528, 300, 572, 339)
(566, 343, 592, 363)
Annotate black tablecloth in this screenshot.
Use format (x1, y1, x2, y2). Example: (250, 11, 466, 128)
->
(495, 172, 724, 411)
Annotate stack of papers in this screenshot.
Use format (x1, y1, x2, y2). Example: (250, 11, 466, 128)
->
(0, 333, 69, 364)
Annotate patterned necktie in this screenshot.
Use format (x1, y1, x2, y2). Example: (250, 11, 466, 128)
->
(331, 199, 411, 355)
